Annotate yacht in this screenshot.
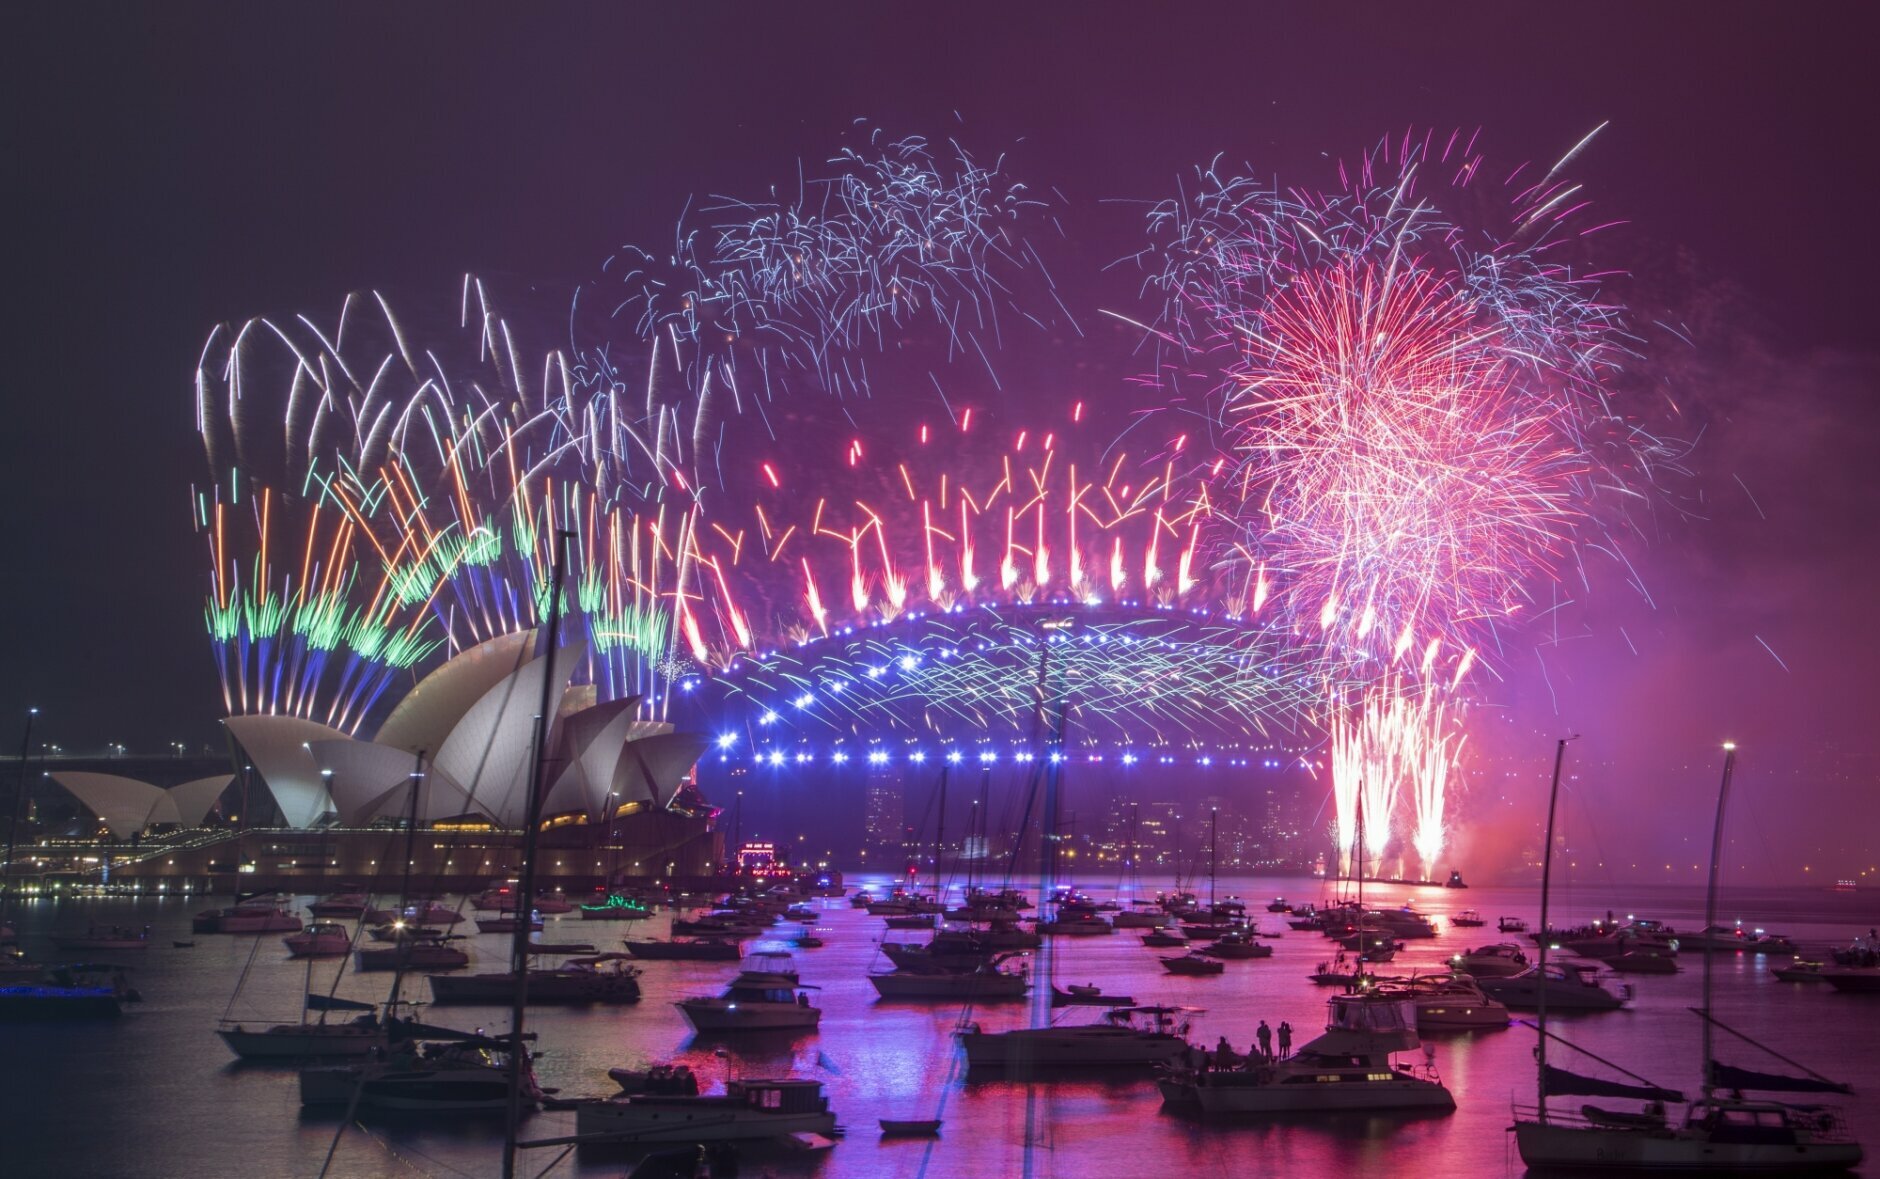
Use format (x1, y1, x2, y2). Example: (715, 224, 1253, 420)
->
(1515, 1098, 1862, 1171)
(579, 893, 656, 921)
(428, 954, 641, 1005)
(398, 901, 464, 927)
(300, 1036, 537, 1113)
(1373, 972, 1510, 1030)
(1163, 953, 1226, 976)
(1157, 993, 1454, 1114)
(574, 1077, 837, 1144)
(1034, 912, 1114, 936)
(354, 932, 469, 973)
(283, 922, 354, 959)
(309, 892, 371, 918)
(48, 926, 151, 952)
(1450, 910, 1485, 927)
(957, 1005, 1196, 1070)
(218, 1012, 388, 1059)
(869, 963, 1027, 1000)
(1449, 943, 1530, 977)
(1140, 929, 1189, 948)
(474, 913, 544, 934)
(623, 935, 744, 961)
(1772, 959, 1829, 983)
(676, 953, 819, 1032)
(198, 902, 302, 934)
(1476, 962, 1629, 1011)
(1200, 930, 1274, 959)
(0, 964, 131, 1019)
(1498, 916, 1530, 934)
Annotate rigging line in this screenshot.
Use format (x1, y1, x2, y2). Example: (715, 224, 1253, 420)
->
(1513, 1020, 1678, 1089)
(1689, 1009, 1849, 1083)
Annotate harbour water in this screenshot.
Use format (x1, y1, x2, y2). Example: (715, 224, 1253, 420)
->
(4, 876, 1876, 1177)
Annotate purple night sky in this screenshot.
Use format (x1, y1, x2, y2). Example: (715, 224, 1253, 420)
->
(4, 4, 1876, 881)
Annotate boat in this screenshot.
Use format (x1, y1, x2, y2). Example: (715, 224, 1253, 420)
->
(1449, 943, 1531, 977)
(1307, 960, 1375, 987)
(1606, 949, 1680, 974)
(475, 913, 544, 934)
(1444, 870, 1468, 889)
(623, 935, 744, 961)
(670, 911, 769, 937)
(676, 953, 820, 1032)
(0, 963, 132, 1019)
(301, 1035, 539, 1113)
(1820, 965, 1880, 994)
(283, 922, 354, 958)
(1199, 930, 1273, 960)
(883, 913, 937, 930)
(309, 891, 371, 918)
(1450, 910, 1486, 928)
(1773, 959, 1829, 983)
(1477, 962, 1629, 1011)
(957, 1005, 1197, 1070)
(428, 953, 641, 1005)
(48, 925, 151, 952)
(198, 901, 303, 934)
(870, 964, 1027, 1001)
(579, 893, 656, 922)
(607, 1063, 699, 1095)
(1032, 912, 1113, 936)
(1498, 916, 1530, 934)
(571, 1077, 837, 1145)
(397, 900, 464, 927)
(1373, 972, 1510, 1030)
(1052, 982, 1134, 1007)
(879, 1118, 941, 1137)
(1513, 741, 1863, 1173)
(355, 931, 469, 973)
(1266, 897, 1292, 913)
(1157, 992, 1455, 1114)
(1680, 924, 1798, 955)
(218, 1008, 389, 1060)
(1163, 954, 1226, 976)
(1140, 929, 1188, 948)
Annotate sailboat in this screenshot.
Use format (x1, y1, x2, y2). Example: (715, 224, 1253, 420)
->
(955, 645, 1195, 1072)
(1511, 741, 1863, 1172)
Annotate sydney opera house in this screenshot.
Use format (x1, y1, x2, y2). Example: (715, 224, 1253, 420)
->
(41, 632, 720, 892)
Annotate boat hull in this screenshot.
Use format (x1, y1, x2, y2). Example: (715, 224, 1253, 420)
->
(219, 1024, 386, 1059)
(869, 973, 1026, 1000)
(676, 1000, 820, 1032)
(1514, 1121, 1863, 1172)
(1164, 1075, 1456, 1114)
(574, 1099, 835, 1144)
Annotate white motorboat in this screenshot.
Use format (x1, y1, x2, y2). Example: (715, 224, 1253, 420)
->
(676, 953, 819, 1032)
(573, 1078, 837, 1144)
(1449, 942, 1530, 977)
(428, 954, 641, 1005)
(48, 926, 151, 952)
(1157, 993, 1455, 1114)
(1374, 972, 1510, 1030)
(283, 922, 354, 958)
(1476, 962, 1628, 1011)
(957, 1005, 1196, 1070)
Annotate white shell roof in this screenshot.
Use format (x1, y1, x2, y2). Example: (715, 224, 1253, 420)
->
(373, 630, 535, 756)
(223, 714, 350, 828)
(50, 772, 181, 838)
(431, 640, 586, 828)
(167, 775, 233, 827)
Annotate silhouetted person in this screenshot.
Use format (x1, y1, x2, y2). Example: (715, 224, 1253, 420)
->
(1277, 1020, 1293, 1059)
(1256, 1020, 1273, 1061)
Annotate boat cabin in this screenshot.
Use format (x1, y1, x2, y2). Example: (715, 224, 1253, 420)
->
(727, 1079, 829, 1114)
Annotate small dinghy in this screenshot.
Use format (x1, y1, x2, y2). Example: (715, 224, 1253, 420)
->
(879, 1118, 942, 1137)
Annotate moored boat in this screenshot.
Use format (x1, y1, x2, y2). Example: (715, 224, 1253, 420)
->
(572, 1077, 837, 1144)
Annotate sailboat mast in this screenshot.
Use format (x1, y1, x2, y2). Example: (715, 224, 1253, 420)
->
(1701, 742, 1737, 1097)
(503, 529, 572, 1179)
(1535, 736, 1572, 1123)
(933, 764, 948, 902)
(1208, 807, 1218, 911)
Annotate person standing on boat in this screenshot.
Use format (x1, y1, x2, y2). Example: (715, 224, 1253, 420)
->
(1256, 1020, 1273, 1061)
(1277, 1020, 1292, 1059)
